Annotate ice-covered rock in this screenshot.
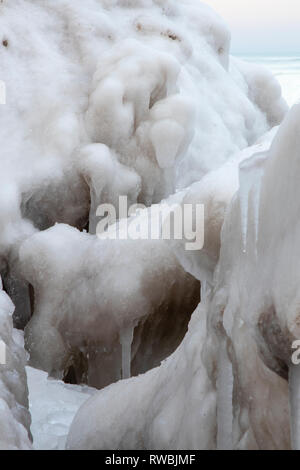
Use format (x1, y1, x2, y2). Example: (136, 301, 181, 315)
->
(0, 281, 32, 449)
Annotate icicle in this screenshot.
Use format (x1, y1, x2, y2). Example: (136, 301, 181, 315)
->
(239, 152, 267, 253)
(252, 178, 262, 257)
(217, 338, 233, 450)
(239, 168, 252, 253)
(88, 187, 99, 235)
(289, 365, 300, 450)
(119, 325, 135, 380)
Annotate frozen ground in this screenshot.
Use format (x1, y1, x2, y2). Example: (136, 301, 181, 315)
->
(27, 367, 95, 450)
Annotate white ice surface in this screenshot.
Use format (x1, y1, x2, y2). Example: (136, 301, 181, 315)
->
(27, 366, 95, 450)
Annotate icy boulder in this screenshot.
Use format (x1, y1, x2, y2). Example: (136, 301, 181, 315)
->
(0, 281, 32, 450)
(19, 224, 199, 389)
(233, 57, 287, 127)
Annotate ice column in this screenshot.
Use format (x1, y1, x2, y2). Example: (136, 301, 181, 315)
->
(120, 325, 135, 380)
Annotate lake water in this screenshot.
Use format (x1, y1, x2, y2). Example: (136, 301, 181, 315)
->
(237, 55, 300, 107)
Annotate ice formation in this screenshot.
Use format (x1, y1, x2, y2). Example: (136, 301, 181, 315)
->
(19, 223, 199, 388)
(68, 105, 300, 450)
(0, 0, 294, 451)
(0, 282, 31, 449)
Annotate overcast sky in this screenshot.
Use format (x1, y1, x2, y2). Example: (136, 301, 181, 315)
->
(204, 0, 300, 54)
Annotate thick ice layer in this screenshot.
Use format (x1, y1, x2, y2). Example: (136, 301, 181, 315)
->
(0, 282, 31, 449)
